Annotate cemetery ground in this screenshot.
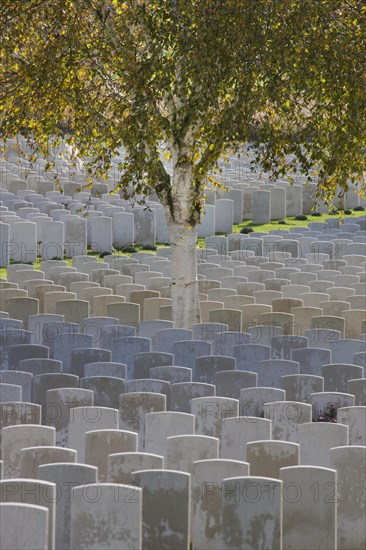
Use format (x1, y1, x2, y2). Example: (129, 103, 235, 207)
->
(1, 153, 365, 549)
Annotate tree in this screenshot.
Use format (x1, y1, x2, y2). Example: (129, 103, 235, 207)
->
(1, 0, 365, 327)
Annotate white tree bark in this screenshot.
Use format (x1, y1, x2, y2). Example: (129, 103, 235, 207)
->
(165, 158, 201, 328)
(169, 221, 200, 328)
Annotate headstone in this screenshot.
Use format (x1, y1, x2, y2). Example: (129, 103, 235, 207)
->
(119, 392, 166, 450)
(64, 217, 87, 257)
(0, 480, 56, 549)
(165, 434, 219, 473)
(0, 503, 48, 550)
(252, 190, 271, 224)
(70, 483, 142, 550)
(0, 401, 40, 430)
(330, 446, 366, 550)
(337, 406, 366, 445)
(0, 383, 22, 403)
(304, 328, 341, 350)
(192, 396, 239, 439)
(85, 429, 137, 481)
(264, 401, 312, 442)
(149, 366, 192, 383)
(133, 351, 174, 379)
(1, 424, 55, 478)
(173, 340, 212, 374)
(271, 335, 308, 360)
(192, 322, 228, 343)
(247, 440, 300, 478)
(40, 221, 64, 260)
(134, 207, 156, 246)
(155, 328, 192, 354)
(33, 373, 79, 416)
(18, 358, 62, 376)
(72, 348, 113, 378)
(0, 222, 10, 267)
(298, 422, 349, 467)
(113, 211, 135, 248)
(67, 406, 119, 462)
(108, 452, 164, 483)
(99, 330, 149, 379)
(81, 376, 126, 408)
(132, 469, 190, 550)
(213, 331, 251, 359)
(221, 476, 282, 550)
(191, 459, 249, 550)
(347, 378, 366, 406)
(170, 382, 216, 413)
(38, 462, 97, 550)
(322, 363, 363, 392)
(240, 387, 285, 418)
(329, 338, 366, 364)
(8, 343, 49, 370)
(221, 416, 272, 461)
(52, 334, 93, 374)
(280, 466, 337, 550)
(20, 445, 76, 478)
(195, 355, 236, 384)
(215, 370, 257, 399)
(233, 344, 271, 372)
(144, 411, 195, 456)
(281, 374, 324, 403)
(215, 199, 234, 234)
(291, 347, 331, 377)
(10, 221, 37, 262)
(257, 359, 299, 387)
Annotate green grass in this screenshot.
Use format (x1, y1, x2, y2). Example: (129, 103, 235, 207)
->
(1, 209, 364, 280)
(233, 209, 365, 234)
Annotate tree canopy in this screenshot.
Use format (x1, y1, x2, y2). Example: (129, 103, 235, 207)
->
(1, 0, 365, 326)
(2, 1, 365, 203)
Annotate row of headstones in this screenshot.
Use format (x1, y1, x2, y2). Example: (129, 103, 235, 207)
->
(0, 333, 365, 392)
(0, 174, 365, 260)
(0, 188, 159, 262)
(3, 132, 366, 219)
(217, 151, 365, 200)
(1, 247, 365, 337)
(0, 178, 365, 255)
(2, 277, 365, 338)
(3, 256, 362, 390)
(205, 224, 366, 258)
(3, 142, 365, 225)
(0, 414, 365, 548)
(2, 452, 365, 550)
(3, 143, 365, 233)
(1, 151, 306, 225)
(1, 307, 365, 370)
(1, 256, 365, 380)
(1, 182, 348, 250)
(1, 377, 365, 448)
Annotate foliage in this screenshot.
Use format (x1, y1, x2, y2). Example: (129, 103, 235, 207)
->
(1, 0, 365, 223)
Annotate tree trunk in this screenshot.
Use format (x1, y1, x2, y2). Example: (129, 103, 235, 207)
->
(165, 159, 201, 328)
(169, 221, 200, 328)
